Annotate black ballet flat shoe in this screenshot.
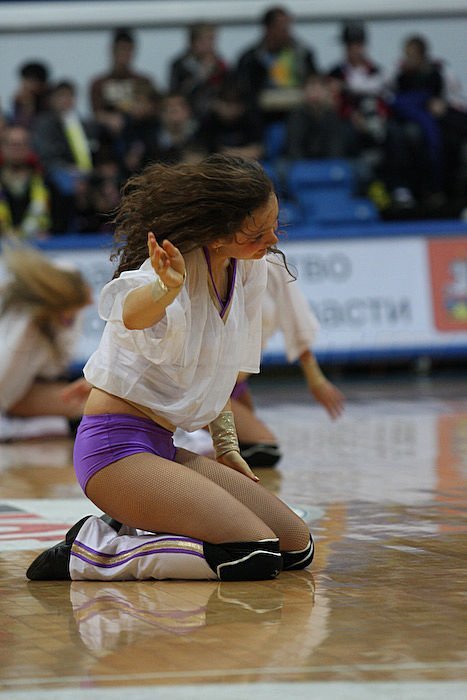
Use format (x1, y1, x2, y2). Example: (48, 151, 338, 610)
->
(26, 516, 92, 581)
(239, 442, 282, 468)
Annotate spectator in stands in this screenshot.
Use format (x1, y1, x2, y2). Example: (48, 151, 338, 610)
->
(236, 6, 317, 125)
(0, 245, 92, 439)
(10, 61, 51, 129)
(32, 80, 101, 233)
(89, 27, 158, 142)
(119, 82, 161, 175)
(196, 76, 264, 161)
(0, 109, 7, 139)
(328, 21, 388, 156)
(388, 35, 447, 206)
(0, 125, 50, 239)
(147, 93, 203, 165)
(285, 72, 349, 160)
(437, 63, 467, 206)
(75, 158, 122, 234)
(169, 23, 228, 118)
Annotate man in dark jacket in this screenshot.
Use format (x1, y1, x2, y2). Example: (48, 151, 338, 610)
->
(236, 6, 317, 124)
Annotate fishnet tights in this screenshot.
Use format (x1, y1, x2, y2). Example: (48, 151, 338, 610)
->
(85, 448, 310, 551)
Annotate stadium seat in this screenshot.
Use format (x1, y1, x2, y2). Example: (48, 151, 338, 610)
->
(295, 187, 349, 210)
(263, 122, 287, 161)
(278, 199, 303, 226)
(286, 159, 355, 194)
(300, 192, 379, 225)
(260, 160, 281, 193)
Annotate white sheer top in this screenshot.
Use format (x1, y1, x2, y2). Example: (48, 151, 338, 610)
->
(262, 256, 319, 362)
(84, 249, 267, 431)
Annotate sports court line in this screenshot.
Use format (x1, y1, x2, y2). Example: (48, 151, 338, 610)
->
(1, 681, 467, 700)
(1, 660, 466, 690)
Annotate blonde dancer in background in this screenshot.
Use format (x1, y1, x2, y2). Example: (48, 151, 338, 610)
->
(0, 245, 91, 440)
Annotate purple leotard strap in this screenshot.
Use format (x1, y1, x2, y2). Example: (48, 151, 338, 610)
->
(203, 246, 237, 319)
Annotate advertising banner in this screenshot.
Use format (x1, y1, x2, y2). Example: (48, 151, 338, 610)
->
(264, 236, 467, 362)
(3, 232, 465, 367)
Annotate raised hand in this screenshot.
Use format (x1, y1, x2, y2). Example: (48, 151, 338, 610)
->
(148, 232, 185, 289)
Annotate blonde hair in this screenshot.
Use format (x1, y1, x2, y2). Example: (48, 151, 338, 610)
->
(1, 245, 89, 353)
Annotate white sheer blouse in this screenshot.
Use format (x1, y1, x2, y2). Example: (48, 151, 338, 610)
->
(262, 256, 319, 362)
(84, 249, 267, 431)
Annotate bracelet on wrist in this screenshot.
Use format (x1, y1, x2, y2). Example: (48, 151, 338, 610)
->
(208, 410, 240, 458)
(151, 272, 185, 302)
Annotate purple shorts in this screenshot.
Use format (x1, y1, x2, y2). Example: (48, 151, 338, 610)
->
(73, 414, 177, 493)
(231, 379, 249, 400)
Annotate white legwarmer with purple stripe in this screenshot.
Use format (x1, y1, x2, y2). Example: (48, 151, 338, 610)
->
(69, 516, 217, 581)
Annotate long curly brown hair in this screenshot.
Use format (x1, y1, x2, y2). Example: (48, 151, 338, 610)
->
(111, 154, 275, 277)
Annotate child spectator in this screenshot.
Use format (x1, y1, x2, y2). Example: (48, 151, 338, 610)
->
(286, 73, 349, 159)
(196, 78, 264, 161)
(148, 93, 202, 165)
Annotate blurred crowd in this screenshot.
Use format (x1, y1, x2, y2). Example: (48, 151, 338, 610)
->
(1, 5, 467, 240)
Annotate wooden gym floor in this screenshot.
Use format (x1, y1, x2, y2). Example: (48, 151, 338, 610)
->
(1, 371, 466, 700)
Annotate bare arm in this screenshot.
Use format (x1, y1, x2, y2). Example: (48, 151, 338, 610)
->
(123, 233, 186, 330)
(300, 349, 345, 420)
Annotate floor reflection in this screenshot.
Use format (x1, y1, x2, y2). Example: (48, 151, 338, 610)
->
(1, 376, 467, 691)
(19, 570, 323, 686)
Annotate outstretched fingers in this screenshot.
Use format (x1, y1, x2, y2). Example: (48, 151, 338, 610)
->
(147, 232, 186, 288)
